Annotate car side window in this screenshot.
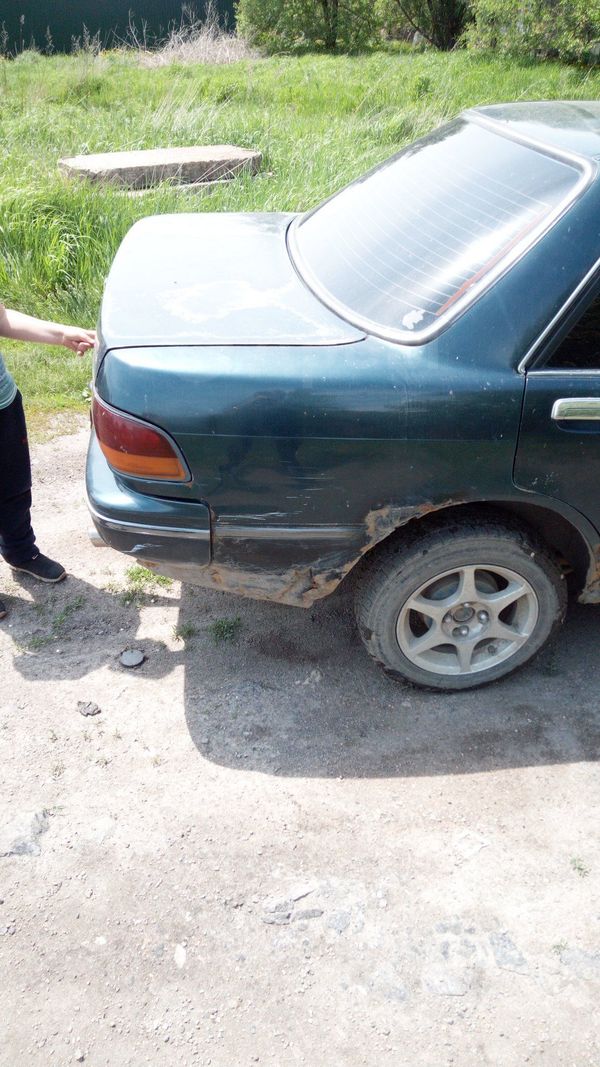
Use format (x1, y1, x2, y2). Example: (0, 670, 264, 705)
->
(545, 291, 600, 370)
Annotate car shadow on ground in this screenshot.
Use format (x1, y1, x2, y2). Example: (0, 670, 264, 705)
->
(180, 582, 600, 778)
(7, 567, 600, 778)
(7, 571, 183, 681)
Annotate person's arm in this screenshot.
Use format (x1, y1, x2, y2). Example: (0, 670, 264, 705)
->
(0, 304, 96, 355)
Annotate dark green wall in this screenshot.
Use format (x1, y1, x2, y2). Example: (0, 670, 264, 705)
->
(0, 1, 236, 54)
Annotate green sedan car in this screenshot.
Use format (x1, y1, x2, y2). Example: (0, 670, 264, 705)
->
(88, 101, 600, 690)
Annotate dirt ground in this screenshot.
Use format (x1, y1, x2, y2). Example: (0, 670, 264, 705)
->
(1, 424, 599, 1067)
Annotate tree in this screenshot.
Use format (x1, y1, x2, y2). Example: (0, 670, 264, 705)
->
(236, 0, 378, 51)
(384, 0, 470, 49)
(321, 0, 340, 50)
(467, 0, 600, 62)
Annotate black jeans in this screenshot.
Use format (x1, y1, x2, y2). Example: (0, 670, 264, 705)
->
(0, 391, 36, 566)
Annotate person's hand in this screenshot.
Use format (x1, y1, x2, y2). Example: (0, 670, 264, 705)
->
(61, 325, 97, 355)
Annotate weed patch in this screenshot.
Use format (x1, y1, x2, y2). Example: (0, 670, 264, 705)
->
(22, 594, 84, 650)
(51, 595, 85, 632)
(208, 616, 242, 643)
(173, 621, 198, 642)
(122, 565, 173, 603)
(570, 857, 591, 878)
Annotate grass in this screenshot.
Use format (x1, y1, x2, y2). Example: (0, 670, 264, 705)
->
(570, 856, 591, 877)
(122, 564, 173, 603)
(23, 594, 85, 650)
(1, 44, 600, 422)
(173, 621, 198, 642)
(51, 593, 85, 630)
(208, 615, 242, 643)
(132, 4, 253, 67)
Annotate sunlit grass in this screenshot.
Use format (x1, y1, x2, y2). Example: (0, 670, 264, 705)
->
(2, 46, 599, 423)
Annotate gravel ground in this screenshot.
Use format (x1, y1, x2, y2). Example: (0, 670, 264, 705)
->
(1, 425, 599, 1067)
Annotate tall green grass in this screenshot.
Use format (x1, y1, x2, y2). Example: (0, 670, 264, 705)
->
(1, 46, 600, 418)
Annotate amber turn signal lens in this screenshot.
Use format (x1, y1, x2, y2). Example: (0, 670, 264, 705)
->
(92, 396, 187, 481)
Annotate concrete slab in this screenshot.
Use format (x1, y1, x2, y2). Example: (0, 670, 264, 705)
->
(58, 144, 261, 188)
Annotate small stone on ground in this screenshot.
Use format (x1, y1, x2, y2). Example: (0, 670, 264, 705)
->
(120, 649, 145, 668)
(77, 701, 101, 717)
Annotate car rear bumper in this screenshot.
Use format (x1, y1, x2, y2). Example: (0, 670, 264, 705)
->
(86, 431, 368, 607)
(86, 432, 211, 566)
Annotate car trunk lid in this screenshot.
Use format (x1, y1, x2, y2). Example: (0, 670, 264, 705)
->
(99, 212, 364, 351)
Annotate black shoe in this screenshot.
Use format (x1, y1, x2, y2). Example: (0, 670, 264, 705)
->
(0, 600, 6, 619)
(11, 553, 66, 584)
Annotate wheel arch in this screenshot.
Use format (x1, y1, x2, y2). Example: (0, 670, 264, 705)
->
(352, 497, 599, 601)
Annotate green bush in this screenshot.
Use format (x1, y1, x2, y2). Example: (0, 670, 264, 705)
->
(236, 0, 379, 51)
(467, 0, 600, 62)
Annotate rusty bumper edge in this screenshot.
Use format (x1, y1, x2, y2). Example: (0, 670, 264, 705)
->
(143, 501, 600, 608)
(579, 545, 600, 604)
(143, 502, 448, 608)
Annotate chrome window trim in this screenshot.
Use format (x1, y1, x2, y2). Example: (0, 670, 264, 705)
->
(288, 111, 596, 348)
(518, 255, 600, 374)
(465, 110, 594, 172)
(522, 369, 600, 377)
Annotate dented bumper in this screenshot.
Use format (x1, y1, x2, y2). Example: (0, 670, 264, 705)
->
(87, 431, 462, 608)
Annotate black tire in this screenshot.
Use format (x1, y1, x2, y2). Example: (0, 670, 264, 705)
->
(354, 515, 567, 691)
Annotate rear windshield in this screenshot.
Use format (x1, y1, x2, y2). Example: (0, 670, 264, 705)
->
(289, 119, 584, 343)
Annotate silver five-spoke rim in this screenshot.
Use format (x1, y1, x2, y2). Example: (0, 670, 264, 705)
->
(395, 564, 539, 676)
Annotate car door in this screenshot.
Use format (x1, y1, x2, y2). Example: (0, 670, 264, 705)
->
(514, 280, 600, 531)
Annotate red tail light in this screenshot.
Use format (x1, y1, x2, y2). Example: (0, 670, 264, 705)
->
(92, 396, 188, 481)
